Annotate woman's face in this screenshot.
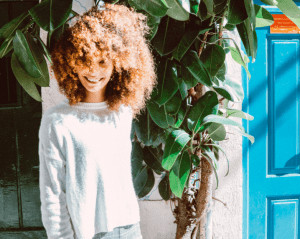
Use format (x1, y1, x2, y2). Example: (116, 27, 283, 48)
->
(76, 56, 114, 95)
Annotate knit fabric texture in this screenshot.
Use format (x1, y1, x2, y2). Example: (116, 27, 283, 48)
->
(38, 98, 140, 239)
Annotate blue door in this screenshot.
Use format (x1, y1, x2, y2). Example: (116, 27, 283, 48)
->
(243, 2, 300, 239)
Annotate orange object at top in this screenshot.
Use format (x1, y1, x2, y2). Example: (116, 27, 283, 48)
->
(270, 14, 300, 33)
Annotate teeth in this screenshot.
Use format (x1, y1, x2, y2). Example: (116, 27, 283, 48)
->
(85, 77, 104, 83)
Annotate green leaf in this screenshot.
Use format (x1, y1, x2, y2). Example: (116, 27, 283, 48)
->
(226, 108, 254, 120)
(180, 65, 199, 89)
(165, 0, 190, 21)
(206, 143, 230, 176)
(191, 154, 200, 167)
(203, 0, 214, 16)
(237, 18, 257, 61)
(0, 12, 30, 40)
(29, 0, 73, 32)
(0, 38, 14, 58)
(207, 123, 226, 141)
(177, 76, 188, 99)
(169, 150, 191, 198)
(190, 0, 201, 14)
(173, 27, 211, 61)
(174, 99, 189, 128)
(131, 141, 145, 178)
(201, 114, 245, 131)
(162, 129, 191, 171)
(228, 46, 251, 79)
(26, 35, 50, 87)
(13, 30, 41, 78)
(11, 52, 42, 102)
(187, 91, 219, 133)
(147, 99, 176, 128)
(260, 0, 278, 5)
(134, 166, 155, 198)
(200, 44, 226, 77)
(132, 109, 165, 147)
(131, 0, 169, 17)
(165, 90, 182, 115)
(158, 173, 171, 200)
(182, 50, 212, 87)
(255, 4, 274, 27)
(152, 16, 185, 56)
(153, 59, 179, 106)
(227, 0, 248, 24)
(213, 85, 234, 101)
(276, 0, 300, 28)
(143, 146, 165, 174)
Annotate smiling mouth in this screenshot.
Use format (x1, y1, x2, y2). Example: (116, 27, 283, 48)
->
(84, 76, 105, 83)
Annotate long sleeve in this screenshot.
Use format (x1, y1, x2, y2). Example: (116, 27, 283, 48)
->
(38, 116, 75, 239)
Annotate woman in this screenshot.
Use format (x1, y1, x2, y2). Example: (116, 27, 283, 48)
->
(38, 3, 157, 238)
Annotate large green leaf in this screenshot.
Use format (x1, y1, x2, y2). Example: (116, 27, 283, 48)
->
(276, 0, 300, 28)
(13, 30, 41, 78)
(173, 100, 189, 128)
(143, 146, 165, 175)
(169, 150, 191, 198)
(182, 50, 212, 87)
(255, 4, 274, 27)
(228, 46, 251, 79)
(165, 0, 190, 21)
(153, 59, 179, 106)
(11, 52, 42, 102)
(200, 44, 226, 77)
(260, 0, 277, 5)
(165, 90, 182, 115)
(147, 99, 176, 128)
(26, 35, 50, 87)
(227, 0, 248, 24)
(134, 165, 155, 198)
(132, 109, 165, 147)
(158, 173, 171, 200)
(180, 65, 199, 90)
(207, 122, 226, 141)
(187, 91, 219, 133)
(0, 12, 30, 41)
(237, 18, 258, 61)
(131, 141, 145, 178)
(131, 0, 170, 17)
(0, 38, 14, 58)
(201, 114, 245, 131)
(152, 16, 185, 56)
(213, 85, 235, 101)
(226, 108, 254, 120)
(162, 129, 191, 171)
(29, 0, 73, 32)
(173, 27, 211, 61)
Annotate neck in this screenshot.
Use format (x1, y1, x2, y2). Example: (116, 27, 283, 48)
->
(84, 90, 106, 103)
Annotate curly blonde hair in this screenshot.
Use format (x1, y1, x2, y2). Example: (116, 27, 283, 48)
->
(50, 3, 157, 119)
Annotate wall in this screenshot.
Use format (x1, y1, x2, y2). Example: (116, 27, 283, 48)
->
(41, 1, 243, 238)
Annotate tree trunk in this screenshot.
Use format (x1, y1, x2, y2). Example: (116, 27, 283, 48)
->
(175, 153, 214, 239)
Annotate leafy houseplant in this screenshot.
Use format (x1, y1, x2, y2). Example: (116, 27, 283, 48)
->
(1, 0, 300, 238)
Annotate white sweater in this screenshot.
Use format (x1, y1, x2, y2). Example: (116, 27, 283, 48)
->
(38, 98, 140, 239)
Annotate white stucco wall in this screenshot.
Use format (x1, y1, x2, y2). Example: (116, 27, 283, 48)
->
(41, 1, 243, 238)
(211, 30, 243, 239)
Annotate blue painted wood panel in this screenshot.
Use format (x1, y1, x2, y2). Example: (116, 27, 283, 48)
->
(242, 10, 300, 239)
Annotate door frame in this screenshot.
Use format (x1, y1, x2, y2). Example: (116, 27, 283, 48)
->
(242, 1, 300, 238)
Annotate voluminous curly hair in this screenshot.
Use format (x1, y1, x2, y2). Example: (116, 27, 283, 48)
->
(50, 3, 157, 119)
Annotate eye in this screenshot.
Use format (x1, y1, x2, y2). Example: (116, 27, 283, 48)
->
(99, 60, 105, 64)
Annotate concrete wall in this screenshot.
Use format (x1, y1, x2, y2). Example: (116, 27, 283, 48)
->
(41, 1, 243, 238)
